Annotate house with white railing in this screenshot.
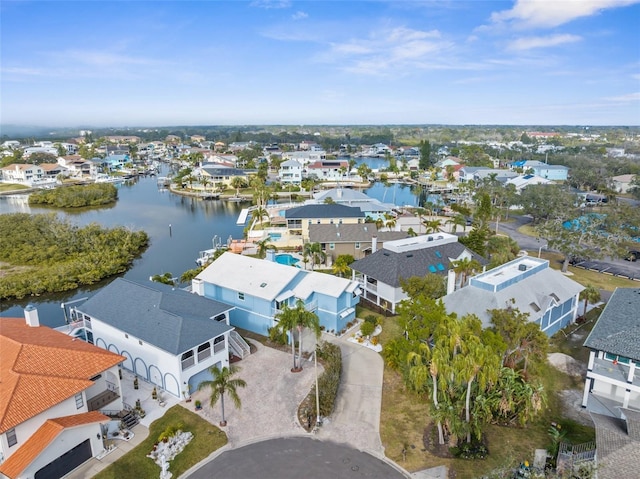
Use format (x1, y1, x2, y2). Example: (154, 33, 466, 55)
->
(192, 252, 361, 337)
(73, 278, 244, 400)
(0, 307, 124, 479)
(582, 287, 640, 415)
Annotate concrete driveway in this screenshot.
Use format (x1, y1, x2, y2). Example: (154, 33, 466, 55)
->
(186, 339, 318, 446)
(317, 334, 385, 455)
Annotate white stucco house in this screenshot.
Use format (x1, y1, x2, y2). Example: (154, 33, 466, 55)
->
(73, 278, 242, 399)
(279, 159, 303, 185)
(0, 307, 125, 479)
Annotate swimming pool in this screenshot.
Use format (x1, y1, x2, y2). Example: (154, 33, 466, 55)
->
(275, 253, 300, 267)
(268, 233, 282, 241)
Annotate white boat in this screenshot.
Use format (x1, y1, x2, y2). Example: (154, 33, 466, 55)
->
(195, 248, 218, 266)
(95, 175, 124, 184)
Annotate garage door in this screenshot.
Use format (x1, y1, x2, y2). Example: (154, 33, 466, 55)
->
(35, 439, 91, 479)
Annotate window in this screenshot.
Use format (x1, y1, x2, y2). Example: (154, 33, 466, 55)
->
(75, 393, 84, 409)
(214, 335, 226, 353)
(355, 242, 360, 249)
(212, 313, 226, 322)
(197, 342, 211, 361)
(7, 428, 17, 447)
(181, 351, 195, 370)
(238, 292, 245, 301)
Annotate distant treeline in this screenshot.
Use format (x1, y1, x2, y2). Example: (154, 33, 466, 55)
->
(0, 213, 149, 300)
(29, 183, 118, 207)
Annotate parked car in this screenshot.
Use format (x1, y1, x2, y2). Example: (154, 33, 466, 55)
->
(625, 250, 639, 262)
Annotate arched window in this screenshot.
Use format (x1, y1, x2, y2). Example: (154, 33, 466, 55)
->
(181, 350, 194, 370)
(213, 335, 226, 353)
(197, 341, 211, 361)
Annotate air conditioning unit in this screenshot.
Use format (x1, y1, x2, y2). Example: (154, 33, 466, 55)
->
(518, 264, 527, 271)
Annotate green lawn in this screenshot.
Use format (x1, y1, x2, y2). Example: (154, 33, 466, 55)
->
(94, 405, 227, 479)
(0, 183, 29, 192)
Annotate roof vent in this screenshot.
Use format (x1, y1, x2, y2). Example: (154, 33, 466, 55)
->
(518, 264, 527, 271)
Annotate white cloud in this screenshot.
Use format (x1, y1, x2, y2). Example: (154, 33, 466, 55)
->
(507, 34, 582, 51)
(604, 92, 640, 102)
(491, 0, 640, 29)
(323, 27, 455, 76)
(292, 11, 308, 21)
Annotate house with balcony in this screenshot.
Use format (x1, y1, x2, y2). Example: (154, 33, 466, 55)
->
(308, 223, 407, 263)
(0, 307, 124, 479)
(284, 203, 365, 241)
(196, 164, 246, 188)
(73, 278, 240, 399)
(308, 188, 394, 221)
(305, 159, 350, 182)
(582, 288, 640, 416)
(350, 233, 483, 314)
(281, 150, 326, 167)
(0, 164, 44, 185)
(57, 155, 95, 177)
(279, 159, 303, 185)
(192, 252, 360, 337)
(442, 256, 583, 336)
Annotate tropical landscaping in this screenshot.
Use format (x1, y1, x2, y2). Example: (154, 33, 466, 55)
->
(28, 183, 118, 207)
(93, 405, 227, 479)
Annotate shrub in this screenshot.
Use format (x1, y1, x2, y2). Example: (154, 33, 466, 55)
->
(451, 441, 489, 460)
(364, 314, 379, 326)
(311, 341, 342, 417)
(360, 321, 375, 337)
(267, 326, 287, 345)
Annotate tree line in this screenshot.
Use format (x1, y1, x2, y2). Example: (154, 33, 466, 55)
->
(29, 183, 118, 208)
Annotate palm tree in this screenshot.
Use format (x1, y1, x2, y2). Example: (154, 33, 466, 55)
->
(275, 302, 300, 371)
(579, 284, 601, 317)
(231, 176, 246, 197)
(303, 242, 326, 270)
(200, 175, 210, 193)
(451, 257, 481, 289)
(384, 213, 396, 231)
(446, 214, 467, 234)
(275, 299, 321, 372)
(197, 365, 246, 427)
(255, 236, 276, 259)
(332, 254, 354, 277)
(423, 218, 442, 234)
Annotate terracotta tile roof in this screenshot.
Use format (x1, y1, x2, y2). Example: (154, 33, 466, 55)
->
(0, 411, 109, 479)
(0, 318, 124, 434)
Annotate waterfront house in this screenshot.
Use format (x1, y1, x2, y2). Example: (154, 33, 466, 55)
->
(442, 256, 583, 336)
(280, 150, 326, 167)
(284, 203, 365, 241)
(192, 252, 361, 337)
(582, 287, 640, 415)
(196, 164, 246, 189)
(308, 223, 407, 262)
(351, 233, 483, 314)
(57, 155, 94, 177)
(0, 308, 124, 479)
(73, 278, 239, 399)
(309, 188, 393, 221)
(279, 159, 303, 185)
(0, 164, 44, 185)
(305, 159, 350, 182)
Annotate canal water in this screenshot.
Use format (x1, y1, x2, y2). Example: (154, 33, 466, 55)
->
(0, 164, 423, 327)
(0, 166, 247, 326)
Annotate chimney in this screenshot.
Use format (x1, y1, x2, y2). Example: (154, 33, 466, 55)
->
(24, 304, 40, 327)
(371, 235, 378, 253)
(447, 269, 456, 295)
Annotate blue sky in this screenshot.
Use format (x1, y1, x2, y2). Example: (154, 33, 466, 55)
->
(2, 0, 639, 127)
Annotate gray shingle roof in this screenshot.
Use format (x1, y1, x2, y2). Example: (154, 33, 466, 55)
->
(308, 224, 409, 243)
(442, 267, 583, 327)
(584, 288, 640, 360)
(78, 278, 233, 355)
(285, 204, 365, 219)
(350, 243, 483, 287)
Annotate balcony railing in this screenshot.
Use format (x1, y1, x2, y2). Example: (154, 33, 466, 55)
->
(589, 358, 640, 388)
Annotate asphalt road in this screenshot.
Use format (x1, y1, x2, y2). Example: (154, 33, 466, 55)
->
(187, 437, 408, 479)
(498, 215, 640, 281)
